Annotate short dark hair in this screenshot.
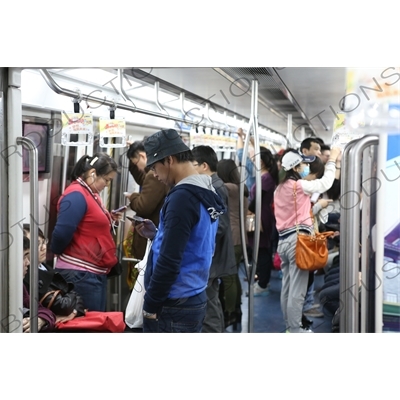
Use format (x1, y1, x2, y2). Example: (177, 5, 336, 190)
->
(309, 156, 325, 179)
(23, 224, 45, 240)
(23, 236, 30, 251)
(217, 159, 249, 197)
(259, 147, 279, 186)
(320, 144, 330, 152)
(154, 150, 193, 168)
(313, 137, 325, 146)
(300, 138, 322, 152)
(127, 141, 145, 160)
(191, 145, 218, 172)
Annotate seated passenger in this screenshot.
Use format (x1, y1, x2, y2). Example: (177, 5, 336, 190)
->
(23, 224, 85, 322)
(22, 236, 56, 332)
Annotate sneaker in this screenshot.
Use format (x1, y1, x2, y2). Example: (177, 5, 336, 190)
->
(301, 314, 313, 328)
(253, 282, 270, 297)
(303, 308, 324, 318)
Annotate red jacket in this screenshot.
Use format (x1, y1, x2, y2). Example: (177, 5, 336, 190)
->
(56, 181, 118, 274)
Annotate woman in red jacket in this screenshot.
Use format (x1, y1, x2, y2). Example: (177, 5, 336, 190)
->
(51, 152, 121, 312)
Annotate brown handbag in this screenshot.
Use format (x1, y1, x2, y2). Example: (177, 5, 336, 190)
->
(293, 182, 333, 271)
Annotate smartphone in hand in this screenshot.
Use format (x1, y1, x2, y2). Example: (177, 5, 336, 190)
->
(126, 215, 144, 223)
(112, 205, 128, 214)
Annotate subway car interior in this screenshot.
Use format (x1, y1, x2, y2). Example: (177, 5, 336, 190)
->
(1, 66, 400, 334)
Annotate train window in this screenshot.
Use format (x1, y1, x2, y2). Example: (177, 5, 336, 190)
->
(22, 121, 52, 174)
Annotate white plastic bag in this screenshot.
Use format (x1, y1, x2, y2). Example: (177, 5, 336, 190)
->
(125, 240, 152, 329)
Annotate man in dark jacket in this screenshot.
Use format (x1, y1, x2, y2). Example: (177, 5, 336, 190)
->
(126, 140, 169, 261)
(192, 145, 236, 332)
(135, 129, 226, 333)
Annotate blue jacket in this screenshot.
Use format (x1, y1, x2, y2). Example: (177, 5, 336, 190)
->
(143, 175, 225, 314)
(236, 148, 255, 193)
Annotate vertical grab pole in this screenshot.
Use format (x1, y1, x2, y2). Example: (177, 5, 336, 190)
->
(16, 136, 39, 333)
(238, 79, 261, 333)
(339, 140, 356, 332)
(374, 134, 388, 333)
(0, 68, 9, 332)
(249, 80, 262, 334)
(340, 135, 378, 332)
(115, 152, 131, 310)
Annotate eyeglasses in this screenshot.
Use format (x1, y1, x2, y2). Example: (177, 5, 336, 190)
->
(38, 238, 48, 248)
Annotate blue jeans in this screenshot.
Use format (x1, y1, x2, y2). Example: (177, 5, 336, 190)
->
(143, 291, 207, 333)
(55, 269, 108, 312)
(303, 281, 315, 312)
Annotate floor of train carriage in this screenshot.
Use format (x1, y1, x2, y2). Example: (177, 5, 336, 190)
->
(225, 263, 335, 334)
(124, 262, 336, 333)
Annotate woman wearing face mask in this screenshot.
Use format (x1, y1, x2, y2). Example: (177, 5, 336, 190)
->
(51, 152, 120, 312)
(273, 148, 341, 333)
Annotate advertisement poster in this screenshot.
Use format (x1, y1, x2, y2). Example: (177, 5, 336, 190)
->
(99, 118, 126, 148)
(61, 112, 94, 146)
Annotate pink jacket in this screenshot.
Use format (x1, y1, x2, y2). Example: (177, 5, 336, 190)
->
(274, 161, 336, 236)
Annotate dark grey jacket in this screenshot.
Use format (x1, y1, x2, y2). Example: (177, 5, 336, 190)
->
(208, 173, 237, 281)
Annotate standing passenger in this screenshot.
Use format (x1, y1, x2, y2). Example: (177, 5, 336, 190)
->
(248, 147, 279, 296)
(191, 146, 236, 332)
(125, 140, 169, 261)
(51, 152, 121, 312)
(274, 148, 341, 333)
(236, 128, 256, 193)
(135, 129, 225, 333)
(217, 158, 249, 329)
(125, 140, 169, 290)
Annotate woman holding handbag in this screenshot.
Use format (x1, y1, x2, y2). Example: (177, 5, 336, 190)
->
(273, 148, 341, 333)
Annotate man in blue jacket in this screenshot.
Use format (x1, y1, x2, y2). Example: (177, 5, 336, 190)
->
(135, 129, 225, 333)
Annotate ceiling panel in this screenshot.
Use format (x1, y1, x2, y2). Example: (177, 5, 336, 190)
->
(139, 67, 348, 143)
(274, 67, 348, 143)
